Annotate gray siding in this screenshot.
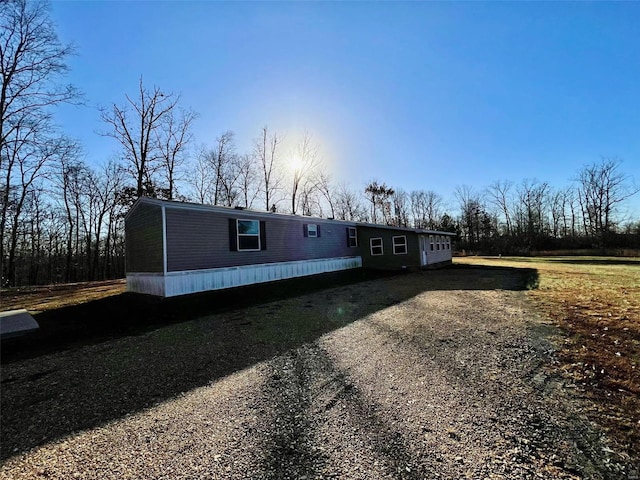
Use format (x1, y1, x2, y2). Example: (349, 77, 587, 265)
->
(165, 208, 360, 272)
(358, 226, 421, 270)
(125, 202, 164, 273)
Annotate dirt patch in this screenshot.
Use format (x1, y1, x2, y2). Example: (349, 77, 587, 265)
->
(1, 266, 636, 478)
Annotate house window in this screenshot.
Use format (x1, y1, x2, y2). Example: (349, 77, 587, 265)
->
(237, 219, 260, 251)
(436, 236, 440, 250)
(429, 235, 434, 251)
(303, 224, 320, 238)
(347, 227, 357, 247)
(392, 235, 407, 255)
(446, 237, 450, 249)
(370, 237, 383, 256)
(308, 224, 317, 237)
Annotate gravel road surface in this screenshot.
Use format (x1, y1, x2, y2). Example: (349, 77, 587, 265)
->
(0, 270, 632, 479)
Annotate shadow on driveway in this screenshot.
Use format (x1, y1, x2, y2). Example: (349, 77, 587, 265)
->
(1, 265, 537, 460)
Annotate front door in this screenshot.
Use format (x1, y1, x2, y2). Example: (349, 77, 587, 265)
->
(419, 235, 428, 266)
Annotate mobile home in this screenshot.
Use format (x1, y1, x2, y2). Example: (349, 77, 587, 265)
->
(356, 223, 453, 270)
(125, 198, 454, 297)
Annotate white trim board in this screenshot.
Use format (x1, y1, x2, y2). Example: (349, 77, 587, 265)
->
(127, 256, 363, 297)
(161, 205, 167, 275)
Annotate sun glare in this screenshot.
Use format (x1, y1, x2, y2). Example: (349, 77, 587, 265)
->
(289, 156, 304, 172)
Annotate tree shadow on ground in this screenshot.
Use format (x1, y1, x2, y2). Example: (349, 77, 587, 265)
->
(0, 265, 537, 460)
(260, 343, 432, 479)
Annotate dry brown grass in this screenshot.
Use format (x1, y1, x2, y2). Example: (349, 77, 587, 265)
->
(456, 256, 640, 458)
(0, 279, 126, 313)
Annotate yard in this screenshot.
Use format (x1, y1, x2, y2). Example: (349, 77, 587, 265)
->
(0, 261, 638, 478)
(457, 256, 640, 464)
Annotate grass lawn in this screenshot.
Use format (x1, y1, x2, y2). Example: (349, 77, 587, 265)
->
(455, 255, 640, 459)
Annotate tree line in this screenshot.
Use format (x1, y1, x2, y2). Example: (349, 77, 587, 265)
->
(450, 160, 639, 253)
(1, 0, 638, 287)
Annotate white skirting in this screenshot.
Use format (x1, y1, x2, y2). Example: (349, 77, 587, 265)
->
(127, 256, 363, 297)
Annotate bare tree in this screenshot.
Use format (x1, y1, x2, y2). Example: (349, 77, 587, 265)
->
(101, 77, 180, 198)
(335, 182, 366, 221)
(192, 135, 258, 208)
(206, 131, 243, 206)
(235, 153, 259, 208)
(0, 0, 77, 150)
(1, 0, 79, 284)
(410, 190, 427, 228)
(103, 166, 128, 279)
(2, 116, 46, 282)
(22, 184, 48, 283)
(290, 131, 320, 215)
(515, 179, 549, 243)
(391, 189, 410, 227)
(455, 184, 487, 244)
(562, 186, 580, 238)
(156, 107, 196, 200)
(410, 190, 442, 229)
(298, 180, 322, 216)
(548, 188, 564, 238)
(92, 160, 125, 278)
(5, 133, 78, 285)
(485, 180, 513, 235)
(53, 141, 86, 282)
(253, 126, 284, 211)
(576, 158, 639, 243)
(186, 145, 216, 204)
(316, 170, 336, 218)
(51, 152, 122, 283)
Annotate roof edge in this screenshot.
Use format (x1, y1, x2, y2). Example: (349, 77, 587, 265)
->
(125, 198, 456, 235)
(124, 197, 358, 225)
(356, 222, 456, 236)
(123, 197, 162, 222)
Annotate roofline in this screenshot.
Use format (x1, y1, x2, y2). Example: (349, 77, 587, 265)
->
(126, 198, 456, 236)
(125, 197, 358, 225)
(356, 222, 456, 236)
(416, 229, 456, 236)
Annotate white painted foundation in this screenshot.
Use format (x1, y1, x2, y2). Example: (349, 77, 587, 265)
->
(127, 256, 362, 297)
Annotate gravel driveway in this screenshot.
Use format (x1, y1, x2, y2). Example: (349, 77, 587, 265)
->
(0, 269, 630, 479)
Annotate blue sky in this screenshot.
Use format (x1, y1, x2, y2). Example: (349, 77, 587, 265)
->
(50, 1, 640, 218)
